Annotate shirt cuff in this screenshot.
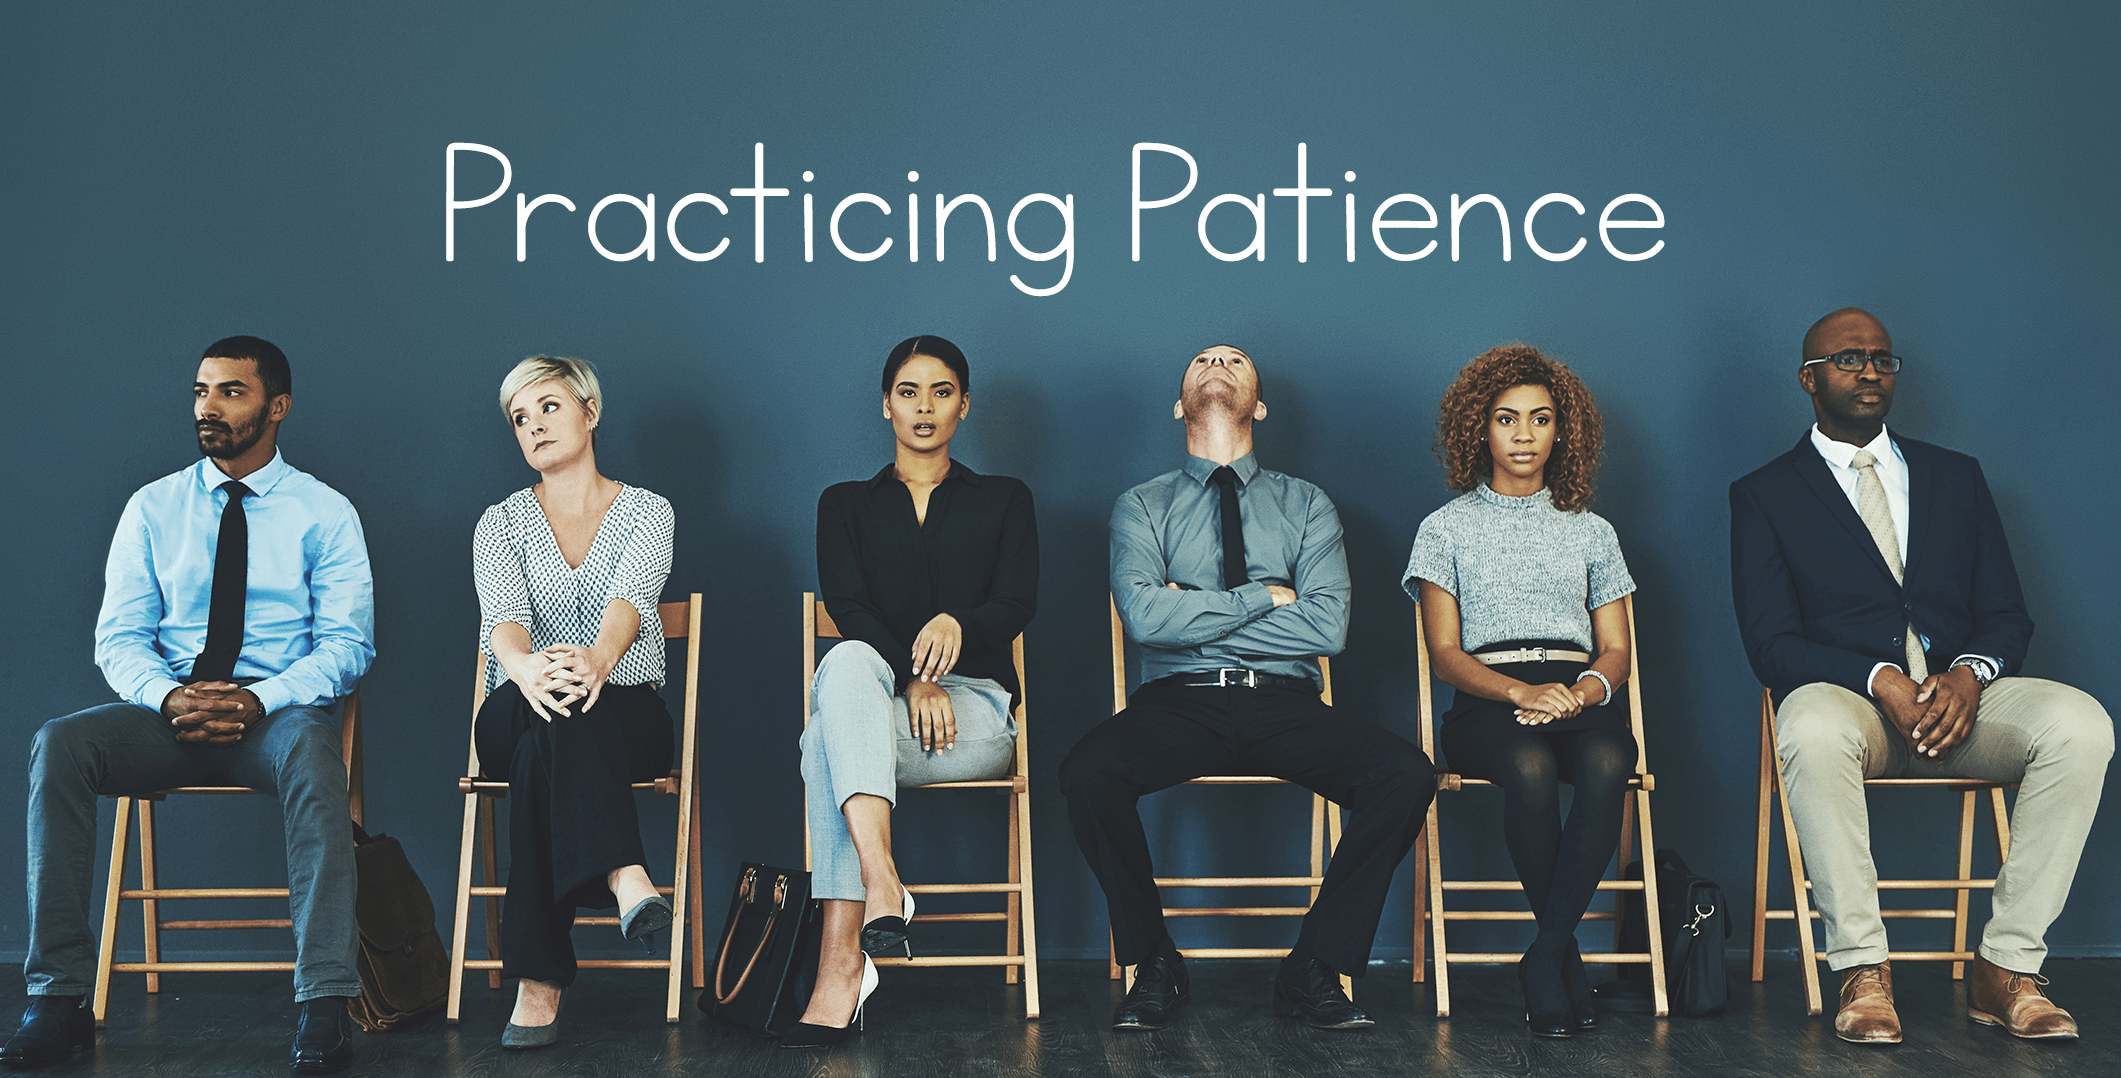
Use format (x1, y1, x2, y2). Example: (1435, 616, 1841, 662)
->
(1233, 581, 1275, 618)
(134, 676, 184, 715)
(248, 679, 294, 717)
(1866, 662, 1902, 697)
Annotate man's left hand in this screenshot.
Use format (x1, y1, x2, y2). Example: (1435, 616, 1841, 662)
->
(1910, 665, 1983, 758)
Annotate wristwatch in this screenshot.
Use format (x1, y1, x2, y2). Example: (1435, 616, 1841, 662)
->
(1950, 656, 1996, 690)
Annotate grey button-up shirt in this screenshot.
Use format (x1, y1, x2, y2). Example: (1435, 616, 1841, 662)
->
(1109, 452, 1349, 687)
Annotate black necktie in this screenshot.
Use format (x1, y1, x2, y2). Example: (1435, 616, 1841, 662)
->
(1209, 466, 1246, 590)
(192, 480, 252, 682)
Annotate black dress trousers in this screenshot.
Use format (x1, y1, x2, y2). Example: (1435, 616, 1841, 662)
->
(474, 680, 675, 985)
(1059, 681, 1434, 976)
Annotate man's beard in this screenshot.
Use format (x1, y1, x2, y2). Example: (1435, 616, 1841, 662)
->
(1181, 381, 1250, 418)
(196, 413, 267, 459)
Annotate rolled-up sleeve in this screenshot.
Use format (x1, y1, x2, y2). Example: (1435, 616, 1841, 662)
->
(607, 495, 674, 642)
(474, 503, 533, 657)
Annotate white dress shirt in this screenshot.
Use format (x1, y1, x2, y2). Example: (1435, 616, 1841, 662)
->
(1808, 424, 1999, 694)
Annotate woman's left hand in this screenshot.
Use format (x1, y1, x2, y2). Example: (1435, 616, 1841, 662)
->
(911, 613, 963, 682)
(540, 643, 615, 712)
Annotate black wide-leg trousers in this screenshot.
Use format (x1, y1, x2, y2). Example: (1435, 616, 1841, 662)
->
(1059, 682, 1434, 976)
(473, 680, 675, 986)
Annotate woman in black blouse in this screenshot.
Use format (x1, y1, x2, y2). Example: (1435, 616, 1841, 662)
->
(783, 336, 1038, 1048)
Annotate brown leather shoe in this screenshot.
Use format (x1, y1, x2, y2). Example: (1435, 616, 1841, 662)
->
(1968, 955, 2078, 1040)
(1834, 962, 1902, 1044)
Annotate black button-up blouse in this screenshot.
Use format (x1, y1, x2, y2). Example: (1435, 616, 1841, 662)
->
(816, 462, 1038, 705)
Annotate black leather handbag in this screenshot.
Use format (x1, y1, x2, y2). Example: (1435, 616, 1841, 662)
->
(1596, 848, 1730, 1016)
(699, 863, 823, 1037)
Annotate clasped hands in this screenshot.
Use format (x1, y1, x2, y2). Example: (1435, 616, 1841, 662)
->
(509, 643, 616, 722)
(1507, 679, 1601, 725)
(162, 682, 264, 745)
(1876, 664, 1983, 758)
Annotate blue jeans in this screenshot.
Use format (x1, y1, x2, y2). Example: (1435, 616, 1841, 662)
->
(25, 700, 360, 1002)
(800, 642, 1016, 902)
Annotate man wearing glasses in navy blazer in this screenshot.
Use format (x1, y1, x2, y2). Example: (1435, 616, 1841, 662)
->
(1730, 307, 2111, 1046)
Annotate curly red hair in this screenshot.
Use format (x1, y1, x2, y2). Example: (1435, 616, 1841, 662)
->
(1433, 344, 1604, 512)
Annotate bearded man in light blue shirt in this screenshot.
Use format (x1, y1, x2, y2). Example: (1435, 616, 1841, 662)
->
(4, 337, 374, 1075)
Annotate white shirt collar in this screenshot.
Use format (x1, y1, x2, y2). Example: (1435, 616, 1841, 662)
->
(1809, 424, 1899, 472)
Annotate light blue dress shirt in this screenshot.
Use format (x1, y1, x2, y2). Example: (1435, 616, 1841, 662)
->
(94, 451, 376, 716)
(1109, 452, 1349, 687)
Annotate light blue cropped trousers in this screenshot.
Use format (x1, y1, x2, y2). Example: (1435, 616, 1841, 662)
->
(801, 641, 1017, 902)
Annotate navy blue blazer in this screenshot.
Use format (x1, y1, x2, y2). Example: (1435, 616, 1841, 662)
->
(1729, 432, 2032, 701)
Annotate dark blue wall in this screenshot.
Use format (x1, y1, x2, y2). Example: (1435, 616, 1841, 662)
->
(4, 1, 2116, 974)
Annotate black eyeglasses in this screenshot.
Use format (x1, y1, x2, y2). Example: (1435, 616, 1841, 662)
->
(1802, 350, 1904, 374)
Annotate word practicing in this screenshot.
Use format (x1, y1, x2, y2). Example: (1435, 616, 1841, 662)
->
(447, 143, 1074, 296)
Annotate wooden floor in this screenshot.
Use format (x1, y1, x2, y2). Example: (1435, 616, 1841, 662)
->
(22, 958, 2121, 1077)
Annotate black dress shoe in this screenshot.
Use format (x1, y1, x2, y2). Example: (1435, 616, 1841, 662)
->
(1112, 951, 1189, 1030)
(0, 997, 93, 1069)
(289, 997, 354, 1075)
(1272, 956, 1374, 1029)
(1562, 939, 1599, 1030)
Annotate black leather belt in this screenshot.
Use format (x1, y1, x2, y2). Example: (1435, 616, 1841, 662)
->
(1149, 669, 1316, 692)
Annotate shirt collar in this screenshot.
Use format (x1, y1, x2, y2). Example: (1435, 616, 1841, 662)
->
(1181, 451, 1260, 487)
(865, 460, 983, 488)
(194, 449, 292, 497)
(1809, 424, 1899, 472)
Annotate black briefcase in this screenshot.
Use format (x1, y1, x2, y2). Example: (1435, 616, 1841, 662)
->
(1595, 848, 1730, 1016)
(699, 863, 823, 1037)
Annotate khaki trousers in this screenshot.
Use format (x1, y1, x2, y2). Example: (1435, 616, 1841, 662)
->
(1775, 678, 2112, 972)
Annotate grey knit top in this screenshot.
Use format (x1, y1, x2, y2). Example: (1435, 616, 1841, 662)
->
(1402, 484, 1635, 652)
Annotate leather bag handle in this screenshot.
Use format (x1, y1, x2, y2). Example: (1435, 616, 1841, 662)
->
(714, 869, 788, 1005)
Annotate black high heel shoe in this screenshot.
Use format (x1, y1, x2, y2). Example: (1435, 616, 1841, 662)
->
(1518, 950, 1574, 1039)
(1563, 938, 1599, 1030)
(779, 955, 878, 1049)
(859, 886, 916, 957)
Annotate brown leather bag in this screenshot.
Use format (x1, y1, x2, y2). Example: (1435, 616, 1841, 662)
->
(347, 823, 449, 1031)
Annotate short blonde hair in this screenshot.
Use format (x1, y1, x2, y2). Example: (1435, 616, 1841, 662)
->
(498, 355, 601, 420)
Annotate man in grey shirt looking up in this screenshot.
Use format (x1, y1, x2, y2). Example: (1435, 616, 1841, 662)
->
(1059, 345, 1433, 1032)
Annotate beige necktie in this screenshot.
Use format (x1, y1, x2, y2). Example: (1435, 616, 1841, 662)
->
(1851, 449, 1927, 681)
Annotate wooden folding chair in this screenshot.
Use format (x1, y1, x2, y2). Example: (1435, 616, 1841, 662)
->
(1411, 594, 1669, 1017)
(1750, 687, 2014, 1014)
(802, 593, 1042, 1017)
(1104, 596, 1350, 995)
(446, 595, 707, 1024)
(92, 691, 366, 1025)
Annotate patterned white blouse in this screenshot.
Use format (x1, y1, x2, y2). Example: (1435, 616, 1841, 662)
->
(474, 484, 675, 692)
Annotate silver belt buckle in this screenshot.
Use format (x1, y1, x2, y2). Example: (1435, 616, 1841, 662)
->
(1218, 668, 1258, 688)
(1529, 648, 1546, 663)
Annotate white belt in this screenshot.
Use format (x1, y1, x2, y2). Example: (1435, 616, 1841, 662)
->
(1474, 648, 1590, 666)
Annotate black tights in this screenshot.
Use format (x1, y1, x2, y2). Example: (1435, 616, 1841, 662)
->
(1440, 722, 1638, 953)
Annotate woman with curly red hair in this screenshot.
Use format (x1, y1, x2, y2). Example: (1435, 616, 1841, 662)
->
(1402, 344, 1638, 1039)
